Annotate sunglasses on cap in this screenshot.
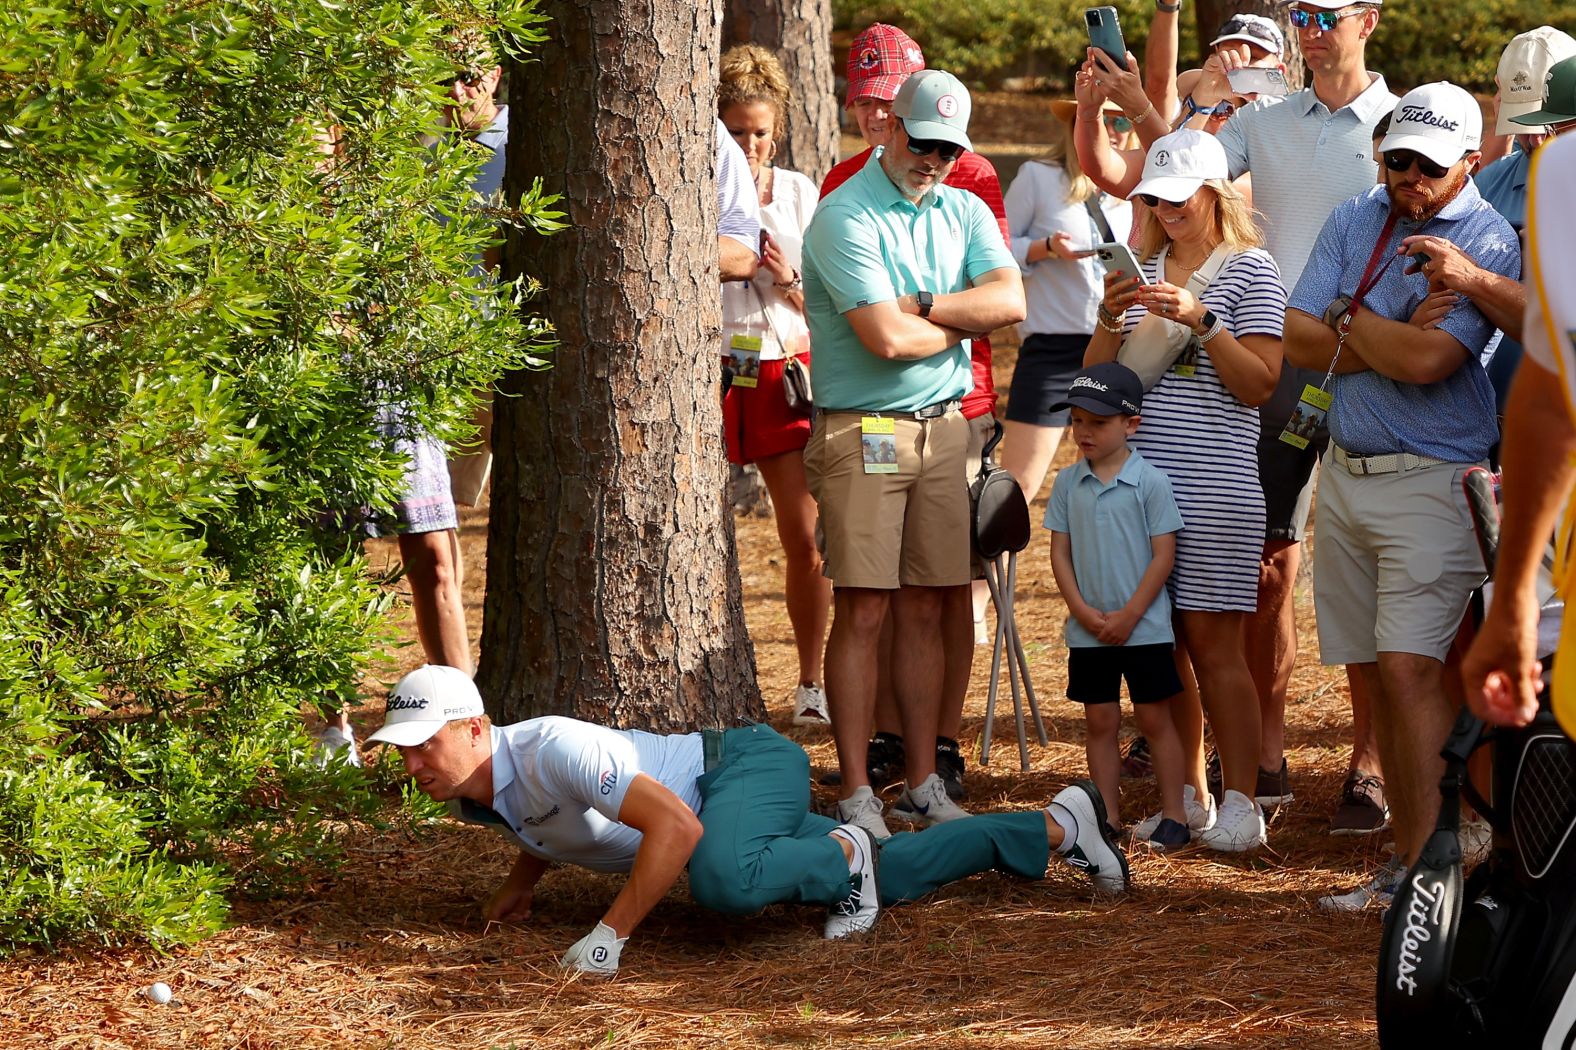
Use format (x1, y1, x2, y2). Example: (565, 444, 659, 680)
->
(903, 134, 965, 162)
(1104, 115, 1134, 133)
(1136, 190, 1197, 208)
(1287, 7, 1365, 31)
(1383, 149, 1453, 179)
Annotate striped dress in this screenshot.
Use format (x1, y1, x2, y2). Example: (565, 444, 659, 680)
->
(1123, 248, 1287, 612)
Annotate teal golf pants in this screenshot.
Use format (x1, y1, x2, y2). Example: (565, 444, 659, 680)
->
(687, 725, 1051, 913)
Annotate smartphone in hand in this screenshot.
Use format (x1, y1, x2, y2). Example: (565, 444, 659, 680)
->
(1225, 66, 1289, 98)
(1094, 242, 1149, 286)
(1085, 7, 1126, 68)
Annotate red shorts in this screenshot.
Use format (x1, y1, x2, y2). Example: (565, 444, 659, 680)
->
(723, 355, 813, 465)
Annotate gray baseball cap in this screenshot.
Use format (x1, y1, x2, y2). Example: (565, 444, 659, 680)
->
(892, 69, 973, 152)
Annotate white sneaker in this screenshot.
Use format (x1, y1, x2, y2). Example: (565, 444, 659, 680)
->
(1319, 854, 1406, 913)
(824, 825, 880, 939)
(313, 725, 362, 768)
(791, 684, 830, 726)
(1049, 780, 1130, 894)
(1197, 789, 1266, 852)
(836, 785, 892, 841)
(890, 773, 970, 825)
(1132, 784, 1217, 840)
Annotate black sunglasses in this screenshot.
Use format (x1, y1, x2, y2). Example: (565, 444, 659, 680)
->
(441, 69, 485, 88)
(1136, 191, 1194, 208)
(902, 123, 965, 162)
(1383, 149, 1451, 179)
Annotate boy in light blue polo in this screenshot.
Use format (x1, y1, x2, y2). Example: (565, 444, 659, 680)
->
(1044, 363, 1191, 851)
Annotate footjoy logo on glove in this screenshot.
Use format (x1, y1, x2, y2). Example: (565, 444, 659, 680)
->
(591, 946, 609, 964)
(386, 695, 429, 712)
(1394, 872, 1446, 996)
(599, 769, 619, 795)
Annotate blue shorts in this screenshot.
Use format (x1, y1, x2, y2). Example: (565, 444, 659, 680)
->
(1067, 643, 1182, 705)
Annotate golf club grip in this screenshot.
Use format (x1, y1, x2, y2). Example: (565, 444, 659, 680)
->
(1463, 467, 1500, 574)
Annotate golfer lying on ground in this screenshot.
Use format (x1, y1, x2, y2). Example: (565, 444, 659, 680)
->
(369, 665, 1130, 975)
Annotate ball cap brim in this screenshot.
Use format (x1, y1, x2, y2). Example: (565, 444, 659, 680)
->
(366, 664, 486, 747)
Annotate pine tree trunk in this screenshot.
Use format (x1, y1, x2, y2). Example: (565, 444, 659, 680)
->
(1194, 0, 1305, 92)
(723, 0, 839, 183)
(483, 0, 764, 732)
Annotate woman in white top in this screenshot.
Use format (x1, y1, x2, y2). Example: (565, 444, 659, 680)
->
(719, 45, 830, 726)
(1001, 101, 1135, 502)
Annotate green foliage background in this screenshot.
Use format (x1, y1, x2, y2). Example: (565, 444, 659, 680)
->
(834, 0, 1576, 95)
(0, 0, 556, 949)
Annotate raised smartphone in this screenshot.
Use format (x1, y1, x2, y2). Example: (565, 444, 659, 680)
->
(1085, 7, 1126, 68)
(1094, 241, 1149, 286)
(1226, 66, 1290, 98)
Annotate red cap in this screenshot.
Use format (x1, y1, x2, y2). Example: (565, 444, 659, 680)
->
(845, 24, 925, 108)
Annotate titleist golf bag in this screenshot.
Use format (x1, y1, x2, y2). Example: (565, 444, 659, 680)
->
(1377, 469, 1576, 1048)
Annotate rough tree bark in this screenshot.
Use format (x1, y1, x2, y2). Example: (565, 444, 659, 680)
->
(722, 0, 839, 183)
(482, 0, 764, 731)
(1194, 0, 1306, 92)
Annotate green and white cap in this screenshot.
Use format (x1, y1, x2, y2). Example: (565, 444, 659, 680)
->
(1497, 27, 1576, 134)
(893, 69, 973, 152)
(1513, 54, 1576, 127)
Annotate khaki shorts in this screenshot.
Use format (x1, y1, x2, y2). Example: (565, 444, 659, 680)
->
(446, 391, 494, 507)
(1312, 455, 1485, 665)
(804, 409, 972, 589)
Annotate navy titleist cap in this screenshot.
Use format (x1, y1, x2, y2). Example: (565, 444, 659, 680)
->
(1052, 361, 1144, 416)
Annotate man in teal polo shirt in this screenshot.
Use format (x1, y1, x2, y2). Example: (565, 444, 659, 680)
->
(802, 70, 1025, 839)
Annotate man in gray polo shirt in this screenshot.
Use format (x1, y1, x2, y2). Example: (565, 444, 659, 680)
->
(1194, 0, 1398, 830)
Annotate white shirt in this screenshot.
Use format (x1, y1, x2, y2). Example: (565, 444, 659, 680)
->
(452, 718, 704, 873)
(1004, 160, 1132, 336)
(722, 167, 817, 359)
(717, 118, 761, 252)
(1214, 76, 1397, 291)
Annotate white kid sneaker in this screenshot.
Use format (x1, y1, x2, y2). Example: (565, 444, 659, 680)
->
(1319, 854, 1406, 913)
(1197, 789, 1266, 852)
(1132, 784, 1217, 840)
(824, 825, 881, 939)
(890, 773, 970, 825)
(1049, 780, 1131, 894)
(792, 684, 830, 726)
(836, 785, 892, 841)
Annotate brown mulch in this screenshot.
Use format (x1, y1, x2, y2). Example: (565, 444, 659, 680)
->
(0, 331, 1388, 1049)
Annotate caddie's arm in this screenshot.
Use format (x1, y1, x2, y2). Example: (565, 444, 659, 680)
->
(600, 773, 703, 937)
(1283, 308, 1371, 374)
(893, 266, 1025, 335)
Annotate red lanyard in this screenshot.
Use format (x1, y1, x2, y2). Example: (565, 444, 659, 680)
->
(1338, 210, 1402, 336)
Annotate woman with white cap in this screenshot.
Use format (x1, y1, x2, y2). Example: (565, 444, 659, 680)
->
(1084, 129, 1286, 852)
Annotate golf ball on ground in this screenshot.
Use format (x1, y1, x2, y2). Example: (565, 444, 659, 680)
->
(146, 982, 172, 1004)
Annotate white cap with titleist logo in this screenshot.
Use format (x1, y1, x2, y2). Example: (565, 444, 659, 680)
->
(366, 664, 485, 747)
(1496, 27, 1576, 134)
(1379, 82, 1482, 170)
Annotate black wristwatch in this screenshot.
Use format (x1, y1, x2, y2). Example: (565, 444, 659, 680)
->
(916, 290, 934, 318)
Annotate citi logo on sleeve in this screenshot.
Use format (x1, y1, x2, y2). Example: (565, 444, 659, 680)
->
(599, 769, 619, 795)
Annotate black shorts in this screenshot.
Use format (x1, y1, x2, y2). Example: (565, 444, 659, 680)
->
(1067, 643, 1182, 705)
(1004, 332, 1091, 427)
(1257, 364, 1327, 542)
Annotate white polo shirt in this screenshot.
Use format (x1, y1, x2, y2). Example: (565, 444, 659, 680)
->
(451, 718, 704, 873)
(1214, 75, 1398, 291)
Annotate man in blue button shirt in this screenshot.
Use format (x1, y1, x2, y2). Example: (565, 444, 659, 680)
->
(801, 70, 1024, 839)
(1285, 82, 1520, 909)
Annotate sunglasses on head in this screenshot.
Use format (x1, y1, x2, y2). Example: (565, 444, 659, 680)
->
(1136, 191, 1195, 208)
(1288, 6, 1365, 31)
(904, 135, 965, 162)
(1383, 149, 1452, 179)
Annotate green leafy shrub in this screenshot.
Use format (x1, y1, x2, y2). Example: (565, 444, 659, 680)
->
(0, 0, 556, 949)
(834, 0, 1576, 94)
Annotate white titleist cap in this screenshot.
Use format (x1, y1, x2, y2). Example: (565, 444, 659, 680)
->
(1379, 82, 1482, 169)
(1496, 27, 1576, 134)
(1128, 129, 1230, 204)
(366, 664, 485, 747)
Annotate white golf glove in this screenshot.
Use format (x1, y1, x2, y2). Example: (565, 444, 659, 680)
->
(559, 921, 627, 976)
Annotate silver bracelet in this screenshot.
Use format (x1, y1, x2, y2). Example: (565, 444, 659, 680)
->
(1197, 316, 1225, 343)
